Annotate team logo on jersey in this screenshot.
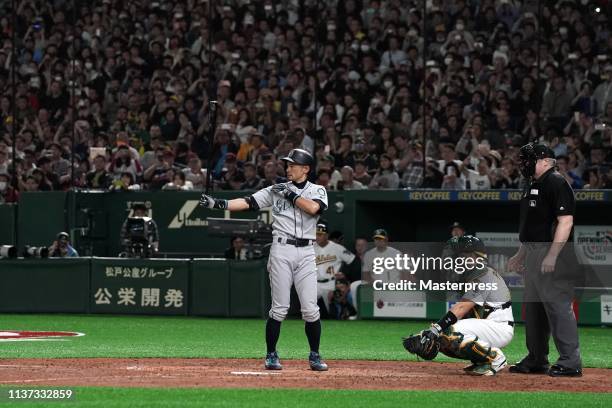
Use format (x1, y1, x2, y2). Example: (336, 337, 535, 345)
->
(0, 331, 85, 342)
(529, 200, 536, 207)
(315, 254, 337, 265)
(272, 198, 292, 213)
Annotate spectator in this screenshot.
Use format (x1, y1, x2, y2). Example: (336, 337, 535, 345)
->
(259, 161, 287, 188)
(362, 229, 402, 283)
(583, 166, 605, 189)
(369, 154, 400, 189)
(462, 158, 493, 190)
(0, 149, 8, 174)
(327, 279, 357, 320)
(48, 143, 71, 182)
(86, 155, 112, 190)
(218, 153, 244, 190)
(0, 172, 18, 203)
(352, 160, 372, 186)
(556, 155, 583, 189)
(485, 110, 517, 150)
(183, 156, 206, 190)
(48, 232, 78, 258)
(593, 65, 612, 114)
(144, 150, 178, 190)
(225, 237, 247, 260)
(241, 162, 261, 190)
(109, 145, 142, 183)
(162, 171, 193, 191)
(0, 0, 609, 194)
(109, 172, 141, 192)
(337, 166, 366, 190)
(317, 155, 342, 189)
(36, 157, 60, 190)
(542, 75, 574, 125)
(493, 157, 521, 189)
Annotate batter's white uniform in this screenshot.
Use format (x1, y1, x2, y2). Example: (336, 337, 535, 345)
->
(252, 181, 328, 322)
(314, 241, 355, 310)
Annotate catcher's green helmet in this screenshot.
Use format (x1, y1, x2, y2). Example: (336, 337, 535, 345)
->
(448, 235, 486, 257)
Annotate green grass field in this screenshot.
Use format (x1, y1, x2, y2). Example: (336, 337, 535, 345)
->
(3, 389, 612, 408)
(1, 314, 610, 407)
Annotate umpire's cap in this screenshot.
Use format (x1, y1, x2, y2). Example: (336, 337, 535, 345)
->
(449, 235, 486, 257)
(281, 149, 314, 166)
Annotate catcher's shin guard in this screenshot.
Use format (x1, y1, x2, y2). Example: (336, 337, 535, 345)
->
(439, 328, 498, 364)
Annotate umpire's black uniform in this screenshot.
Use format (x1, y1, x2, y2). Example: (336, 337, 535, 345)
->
(514, 144, 582, 377)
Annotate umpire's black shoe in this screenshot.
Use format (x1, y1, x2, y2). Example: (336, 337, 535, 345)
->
(508, 361, 550, 374)
(548, 364, 582, 377)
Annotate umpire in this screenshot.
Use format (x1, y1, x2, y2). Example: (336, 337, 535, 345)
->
(507, 143, 582, 377)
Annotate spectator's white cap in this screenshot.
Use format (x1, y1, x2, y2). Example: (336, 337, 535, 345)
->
(348, 70, 361, 81)
(425, 60, 438, 67)
(492, 50, 509, 66)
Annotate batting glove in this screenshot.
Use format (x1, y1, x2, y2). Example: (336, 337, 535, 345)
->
(271, 183, 299, 204)
(199, 193, 228, 210)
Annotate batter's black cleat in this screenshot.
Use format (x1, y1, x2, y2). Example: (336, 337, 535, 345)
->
(508, 361, 550, 374)
(548, 364, 582, 377)
(265, 351, 282, 370)
(309, 351, 328, 371)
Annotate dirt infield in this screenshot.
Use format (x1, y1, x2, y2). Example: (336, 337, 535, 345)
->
(0, 358, 609, 393)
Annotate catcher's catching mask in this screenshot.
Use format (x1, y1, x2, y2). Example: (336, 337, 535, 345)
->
(519, 143, 555, 178)
(448, 235, 488, 281)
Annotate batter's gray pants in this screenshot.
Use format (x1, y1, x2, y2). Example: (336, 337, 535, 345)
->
(267, 242, 320, 322)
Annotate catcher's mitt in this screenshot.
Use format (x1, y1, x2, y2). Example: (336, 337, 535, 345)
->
(402, 331, 440, 360)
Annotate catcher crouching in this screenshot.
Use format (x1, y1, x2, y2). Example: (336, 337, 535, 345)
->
(403, 235, 514, 376)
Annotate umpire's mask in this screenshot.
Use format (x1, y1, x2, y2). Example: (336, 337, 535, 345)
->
(519, 143, 555, 178)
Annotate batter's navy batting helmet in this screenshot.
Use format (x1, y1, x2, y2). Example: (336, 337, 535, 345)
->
(281, 149, 314, 166)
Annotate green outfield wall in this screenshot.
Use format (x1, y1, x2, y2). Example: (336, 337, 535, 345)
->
(2, 190, 610, 257)
(0, 257, 608, 324)
(0, 190, 610, 323)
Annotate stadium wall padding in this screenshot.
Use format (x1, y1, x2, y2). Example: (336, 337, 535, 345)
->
(0, 257, 607, 324)
(5, 190, 610, 257)
(0, 258, 90, 313)
(0, 257, 270, 318)
(0, 203, 16, 245)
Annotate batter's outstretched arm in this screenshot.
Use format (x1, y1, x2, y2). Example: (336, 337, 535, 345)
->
(199, 194, 250, 211)
(226, 198, 250, 211)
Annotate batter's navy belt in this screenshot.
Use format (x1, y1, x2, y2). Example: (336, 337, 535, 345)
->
(276, 237, 313, 247)
(318, 278, 334, 283)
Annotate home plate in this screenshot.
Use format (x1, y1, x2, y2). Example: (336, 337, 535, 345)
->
(231, 371, 281, 376)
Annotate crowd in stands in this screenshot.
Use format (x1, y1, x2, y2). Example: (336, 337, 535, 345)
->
(1, 0, 612, 203)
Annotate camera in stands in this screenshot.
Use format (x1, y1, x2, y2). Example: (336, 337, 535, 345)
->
(23, 245, 50, 258)
(0, 245, 17, 259)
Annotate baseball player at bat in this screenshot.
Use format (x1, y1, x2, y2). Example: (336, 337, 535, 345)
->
(402, 236, 514, 376)
(199, 149, 329, 371)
